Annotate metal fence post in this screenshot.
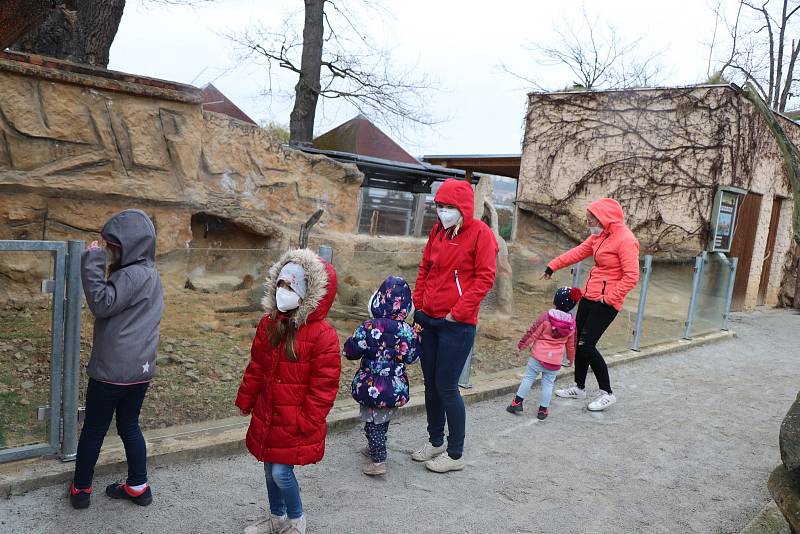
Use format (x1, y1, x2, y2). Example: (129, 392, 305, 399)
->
(684, 253, 706, 339)
(60, 240, 83, 461)
(560, 261, 584, 366)
(631, 255, 653, 351)
(722, 257, 739, 331)
(571, 261, 582, 289)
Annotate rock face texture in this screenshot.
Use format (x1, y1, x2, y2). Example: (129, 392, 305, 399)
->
(769, 392, 800, 533)
(518, 85, 797, 309)
(0, 51, 363, 254)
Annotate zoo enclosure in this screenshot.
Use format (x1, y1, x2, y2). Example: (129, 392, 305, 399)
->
(0, 241, 737, 464)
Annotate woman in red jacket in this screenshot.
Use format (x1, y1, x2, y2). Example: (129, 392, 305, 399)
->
(236, 249, 340, 534)
(412, 178, 498, 473)
(543, 198, 640, 411)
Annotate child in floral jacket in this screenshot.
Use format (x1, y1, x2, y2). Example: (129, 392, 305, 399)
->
(343, 275, 421, 476)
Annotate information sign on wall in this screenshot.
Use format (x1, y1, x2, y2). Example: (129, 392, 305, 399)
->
(710, 187, 744, 253)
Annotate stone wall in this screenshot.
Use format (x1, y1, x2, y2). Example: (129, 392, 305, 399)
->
(0, 52, 363, 254)
(517, 84, 796, 309)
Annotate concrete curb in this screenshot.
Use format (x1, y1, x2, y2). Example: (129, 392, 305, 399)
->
(0, 330, 735, 497)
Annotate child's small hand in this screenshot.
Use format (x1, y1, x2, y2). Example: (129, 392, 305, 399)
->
(88, 240, 102, 251)
(239, 408, 251, 416)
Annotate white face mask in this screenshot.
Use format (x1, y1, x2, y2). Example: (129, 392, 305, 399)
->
(437, 207, 461, 229)
(589, 226, 603, 235)
(276, 287, 301, 312)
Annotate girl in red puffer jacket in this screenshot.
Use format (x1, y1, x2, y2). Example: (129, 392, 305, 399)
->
(236, 249, 340, 534)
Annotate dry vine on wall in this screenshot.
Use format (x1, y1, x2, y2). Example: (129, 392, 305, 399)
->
(520, 87, 759, 256)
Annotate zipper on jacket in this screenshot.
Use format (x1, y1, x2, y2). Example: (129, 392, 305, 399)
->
(602, 279, 607, 295)
(454, 270, 463, 297)
(585, 234, 611, 295)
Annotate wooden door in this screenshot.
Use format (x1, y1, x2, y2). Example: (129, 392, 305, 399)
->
(757, 198, 783, 305)
(729, 192, 763, 311)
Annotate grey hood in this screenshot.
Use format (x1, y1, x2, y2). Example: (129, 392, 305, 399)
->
(101, 209, 156, 267)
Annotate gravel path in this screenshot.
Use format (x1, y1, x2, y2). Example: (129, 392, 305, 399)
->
(2, 310, 798, 534)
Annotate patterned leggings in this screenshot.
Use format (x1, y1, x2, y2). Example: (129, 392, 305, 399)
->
(364, 422, 390, 463)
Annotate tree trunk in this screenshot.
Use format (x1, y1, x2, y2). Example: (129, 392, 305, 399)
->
(0, 0, 58, 49)
(289, 0, 325, 145)
(11, 0, 125, 68)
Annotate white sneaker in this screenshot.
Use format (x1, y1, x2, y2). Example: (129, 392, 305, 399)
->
(411, 442, 446, 462)
(555, 384, 587, 399)
(283, 515, 306, 534)
(425, 452, 465, 473)
(244, 514, 287, 534)
(588, 391, 617, 411)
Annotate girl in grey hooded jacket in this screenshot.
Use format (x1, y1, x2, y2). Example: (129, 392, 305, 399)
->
(69, 209, 164, 510)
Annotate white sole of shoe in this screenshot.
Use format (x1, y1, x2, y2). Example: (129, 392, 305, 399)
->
(411, 447, 445, 462)
(555, 392, 585, 399)
(425, 461, 465, 473)
(587, 399, 616, 411)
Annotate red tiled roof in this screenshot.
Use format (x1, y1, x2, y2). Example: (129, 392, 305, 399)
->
(313, 115, 418, 164)
(201, 83, 257, 125)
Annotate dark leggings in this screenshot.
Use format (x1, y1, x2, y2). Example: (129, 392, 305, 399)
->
(364, 421, 390, 463)
(574, 299, 618, 394)
(73, 378, 149, 489)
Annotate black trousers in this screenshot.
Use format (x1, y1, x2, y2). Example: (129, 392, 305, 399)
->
(574, 299, 618, 394)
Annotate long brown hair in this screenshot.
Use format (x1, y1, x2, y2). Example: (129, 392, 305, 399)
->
(267, 309, 299, 361)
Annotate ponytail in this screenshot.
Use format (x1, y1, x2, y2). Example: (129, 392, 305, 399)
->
(267, 310, 299, 361)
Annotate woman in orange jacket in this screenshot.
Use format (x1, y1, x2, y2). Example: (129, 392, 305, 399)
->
(542, 198, 639, 411)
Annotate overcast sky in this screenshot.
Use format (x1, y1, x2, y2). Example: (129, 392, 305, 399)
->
(109, 0, 730, 157)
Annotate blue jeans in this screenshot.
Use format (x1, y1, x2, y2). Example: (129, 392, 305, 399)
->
(73, 378, 149, 489)
(264, 463, 303, 519)
(515, 357, 559, 408)
(415, 311, 476, 457)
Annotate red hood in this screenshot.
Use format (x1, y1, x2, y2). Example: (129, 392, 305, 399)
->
(434, 178, 475, 229)
(588, 198, 625, 231)
(307, 261, 337, 322)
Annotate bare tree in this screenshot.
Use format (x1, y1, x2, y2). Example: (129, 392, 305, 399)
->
(711, 0, 800, 111)
(10, 0, 211, 68)
(229, 0, 435, 145)
(503, 5, 664, 91)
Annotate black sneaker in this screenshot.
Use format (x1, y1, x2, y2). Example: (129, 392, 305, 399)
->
(537, 406, 549, 420)
(69, 483, 91, 509)
(506, 399, 523, 414)
(106, 482, 153, 506)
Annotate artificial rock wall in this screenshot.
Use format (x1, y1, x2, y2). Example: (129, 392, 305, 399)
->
(0, 51, 363, 253)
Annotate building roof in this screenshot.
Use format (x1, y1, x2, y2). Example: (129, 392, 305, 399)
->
(201, 83, 257, 125)
(294, 146, 478, 193)
(313, 115, 418, 164)
(421, 154, 521, 179)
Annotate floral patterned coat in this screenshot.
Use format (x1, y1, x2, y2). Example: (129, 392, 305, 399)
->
(343, 276, 421, 409)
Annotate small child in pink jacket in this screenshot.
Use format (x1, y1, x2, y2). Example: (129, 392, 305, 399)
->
(506, 287, 582, 419)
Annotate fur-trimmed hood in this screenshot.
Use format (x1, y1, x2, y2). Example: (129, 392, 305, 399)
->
(262, 249, 337, 326)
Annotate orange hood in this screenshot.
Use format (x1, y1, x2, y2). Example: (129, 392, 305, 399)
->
(588, 198, 625, 231)
(434, 178, 474, 229)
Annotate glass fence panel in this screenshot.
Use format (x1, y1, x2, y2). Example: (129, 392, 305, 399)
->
(0, 251, 54, 450)
(639, 259, 696, 347)
(692, 253, 732, 336)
